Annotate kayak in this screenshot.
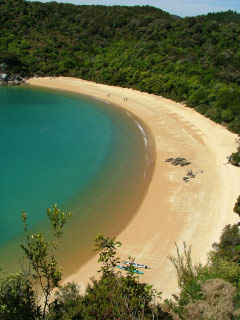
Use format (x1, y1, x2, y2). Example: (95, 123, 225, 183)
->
(116, 265, 144, 274)
(122, 261, 151, 269)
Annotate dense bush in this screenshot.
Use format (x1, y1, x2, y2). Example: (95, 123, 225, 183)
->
(167, 225, 240, 319)
(1, 0, 240, 134)
(49, 275, 172, 320)
(234, 195, 240, 216)
(232, 151, 240, 166)
(179, 279, 240, 320)
(0, 273, 40, 320)
(212, 224, 240, 260)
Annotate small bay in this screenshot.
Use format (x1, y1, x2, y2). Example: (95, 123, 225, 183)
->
(0, 85, 154, 275)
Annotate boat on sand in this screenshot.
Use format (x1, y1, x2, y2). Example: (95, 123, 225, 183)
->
(116, 265, 144, 274)
(122, 261, 151, 269)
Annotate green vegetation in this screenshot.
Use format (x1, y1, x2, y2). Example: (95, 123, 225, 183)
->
(0, 272, 41, 320)
(231, 138, 240, 167)
(234, 195, 240, 216)
(1, 0, 240, 134)
(21, 205, 71, 319)
(166, 225, 240, 319)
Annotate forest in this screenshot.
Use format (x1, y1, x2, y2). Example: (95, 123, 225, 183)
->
(1, 0, 240, 134)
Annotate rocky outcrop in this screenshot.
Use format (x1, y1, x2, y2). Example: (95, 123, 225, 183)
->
(182, 169, 197, 183)
(165, 157, 191, 166)
(165, 157, 200, 183)
(0, 73, 28, 86)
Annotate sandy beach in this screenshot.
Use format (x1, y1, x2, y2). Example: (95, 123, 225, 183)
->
(28, 77, 240, 298)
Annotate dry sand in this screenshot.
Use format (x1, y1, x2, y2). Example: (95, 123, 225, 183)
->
(28, 77, 240, 298)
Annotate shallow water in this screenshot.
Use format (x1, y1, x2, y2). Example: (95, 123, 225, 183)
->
(0, 86, 154, 274)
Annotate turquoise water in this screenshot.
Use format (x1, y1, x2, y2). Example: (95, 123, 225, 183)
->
(0, 85, 153, 274)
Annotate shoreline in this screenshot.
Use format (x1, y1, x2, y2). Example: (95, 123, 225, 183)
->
(0, 87, 154, 277)
(28, 77, 240, 298)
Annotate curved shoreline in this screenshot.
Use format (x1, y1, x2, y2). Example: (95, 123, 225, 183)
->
(0, 87, 154, 276)
(28, 77, 240, 298)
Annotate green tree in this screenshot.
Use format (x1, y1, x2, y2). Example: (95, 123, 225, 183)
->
(21, 204, 71, 319)
(94, 233, 122, 276)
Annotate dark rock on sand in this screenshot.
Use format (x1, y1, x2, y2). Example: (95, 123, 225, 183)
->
(187, 170, 196, 178)
(180, 161, 191, 166)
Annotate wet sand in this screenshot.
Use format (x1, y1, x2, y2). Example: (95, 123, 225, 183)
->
(29, 77, 240, 298)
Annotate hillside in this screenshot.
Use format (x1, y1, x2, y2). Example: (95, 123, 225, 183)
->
(205, 10, 240, 24)
(0, 0, 240, 134)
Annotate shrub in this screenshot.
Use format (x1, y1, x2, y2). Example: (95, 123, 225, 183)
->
(211, 224, 240, 261)
(228, 119, 240, 134)
(0, 273, 40, 320)
(221, 109, 234, 122)
(234, 195, 240, 216)
(48, 282, 82, 320)
(207, 257, 240, 286)
(232, 151, 240, 166)
(183, 279, 240, 320)
(167, 237, 240, 319)
(205, 107, 222, 123)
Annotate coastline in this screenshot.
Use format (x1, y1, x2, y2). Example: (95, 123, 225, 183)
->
(28, 77, 240, 298)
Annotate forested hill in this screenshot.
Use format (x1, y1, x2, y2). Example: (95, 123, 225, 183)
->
(205, 10, 240, 24)
(1, 0, 240, 134)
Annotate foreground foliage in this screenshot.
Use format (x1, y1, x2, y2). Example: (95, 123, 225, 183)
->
(0, 272, 40, 320)
(0, 207, 172, 319)
(167, 224, 240, 319)
(1, 204, 240, 318)
(21, 204, 71, 319)
(1, 0, 240, 134)
(48, 234, 171, 319)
